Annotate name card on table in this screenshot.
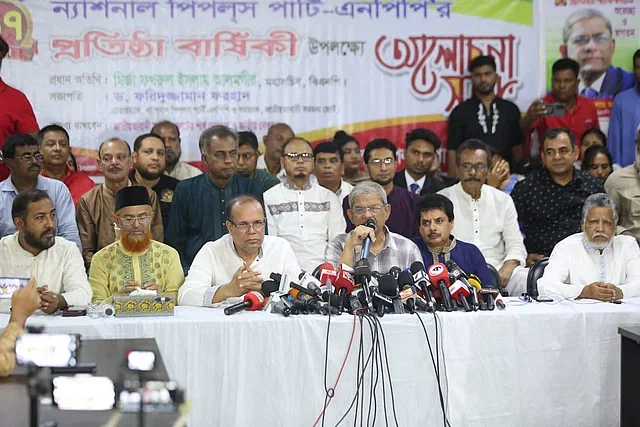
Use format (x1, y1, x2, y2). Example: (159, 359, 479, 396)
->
(112, 295, 175, 317)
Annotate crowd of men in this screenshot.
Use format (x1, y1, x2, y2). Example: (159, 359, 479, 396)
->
(0, 25, 640, 335)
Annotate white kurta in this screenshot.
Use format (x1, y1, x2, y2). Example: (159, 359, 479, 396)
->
(538, 233, 640, 299)
(264, 182, 346, 272)
(178, 234, 302, 307)
(0, 233, 92, 313)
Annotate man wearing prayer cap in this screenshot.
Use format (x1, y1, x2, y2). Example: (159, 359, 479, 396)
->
(88, 186, 184, 303)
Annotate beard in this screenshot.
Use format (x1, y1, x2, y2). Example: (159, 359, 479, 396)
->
(373, 176, 393, 187)
(165, 149, 180, 167)
(138, 167, 162, 180)
(583, 234, 610, 251)
(120, 231, 152, 253)
(23, 227, 55, 251)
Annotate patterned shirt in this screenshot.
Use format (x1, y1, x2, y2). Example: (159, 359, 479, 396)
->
(511, 167, 604, 256)
(325, 226, 422, 273)
(88, 240, 184, 303)
(264, 181, 345, 272)
(604, 165, 640, 240)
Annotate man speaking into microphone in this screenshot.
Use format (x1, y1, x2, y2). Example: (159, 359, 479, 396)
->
(412, 194, 496, 288)
(178, 194, 302, 308)
(325, 181, 422, 271)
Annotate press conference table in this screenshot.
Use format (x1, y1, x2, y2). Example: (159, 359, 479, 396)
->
(2, 298, 639, 427)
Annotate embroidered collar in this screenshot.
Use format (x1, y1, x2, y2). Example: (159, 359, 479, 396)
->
(477, 102, 499, 134)
(283, 181, 312, 191)
(581, 234, 612, 256)
(426, 236, 457, 265)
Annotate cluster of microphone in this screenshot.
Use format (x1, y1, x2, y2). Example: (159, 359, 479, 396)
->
(224, 259, 506, 317)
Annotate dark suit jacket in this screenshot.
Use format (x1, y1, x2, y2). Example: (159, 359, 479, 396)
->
(592, 66, 635, 99)
(394, 169, 456, 196)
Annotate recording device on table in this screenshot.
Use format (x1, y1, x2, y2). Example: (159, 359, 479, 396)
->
(542, 102, 565, 117)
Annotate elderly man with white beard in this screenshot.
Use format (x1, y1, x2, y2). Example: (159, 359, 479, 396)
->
(605, 124, 640, 242)
(538, 193, 640, 300)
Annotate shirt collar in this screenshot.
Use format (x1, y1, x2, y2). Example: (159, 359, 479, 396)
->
(282, 180, 312, 191)
(102, 179, 133, 198)
(41, 166, 73, 180)
(578, 72, 606, 94)
(0, 176, 45, 194)
(405, 170, 426, 189)
(227, 233, 264, 262)
(581, 233, 613, 256)
(540, 166, 581, 185)
(454, 182, 484, 201)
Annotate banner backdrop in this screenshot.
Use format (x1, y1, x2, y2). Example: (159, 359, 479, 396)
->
(542, 0, 640, 135)
(1, 0, 541, 175)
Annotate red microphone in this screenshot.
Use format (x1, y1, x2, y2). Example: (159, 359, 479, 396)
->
(317, 262, 337, 289)
(334, 267, 355, 314)
(426, 263, 454, 312)
(224, 291, 266, 315)
(447, 279, 472, 312)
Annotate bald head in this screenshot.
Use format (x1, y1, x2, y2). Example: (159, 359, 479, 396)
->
(263, 123, 294, 162)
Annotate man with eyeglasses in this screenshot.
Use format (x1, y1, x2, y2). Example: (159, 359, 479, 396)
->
(179, 194, 300, 307)
(166, 125, 262, 274)
(438, 139, 527, 295)
(521, 59, 599, 153)
(0, 134, 80, 249)
(511, 128, 604, 266)
(605, 125, 640, 242)
(394, 128, 454, 194)
(325, 181, 421, 272)
(263, 137, 345, 272)
(89, 186, 183, 303)
(151, 120, 203, 180)
(237, 131, 280, 191)
(38, 124, 95, 207)
(342, 138, 419, 238)
(0, 36, 39, 183)
(608, 49, 640, 167)
(128, 132, 180, 231)
(77, 138, 163, 269)
(0, 189, 92, 314)
(559, 9, 634, 100)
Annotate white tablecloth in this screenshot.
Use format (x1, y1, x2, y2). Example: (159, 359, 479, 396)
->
(2, 298, 640, 427)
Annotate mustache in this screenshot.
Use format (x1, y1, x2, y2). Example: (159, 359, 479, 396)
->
(464, 178, 482, 182)
(41, 228, 54, 236)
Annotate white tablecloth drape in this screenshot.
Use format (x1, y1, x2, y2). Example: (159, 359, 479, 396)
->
(2, 298, 639, 427)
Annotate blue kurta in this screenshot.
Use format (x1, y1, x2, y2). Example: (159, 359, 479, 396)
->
(608, 86, 640, 167)
(166, 173, 263, 274)
(411, 236, 496, 288)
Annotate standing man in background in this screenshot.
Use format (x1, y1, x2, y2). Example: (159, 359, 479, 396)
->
(256, 123, 294, 180)
(151, 120, 202, 180)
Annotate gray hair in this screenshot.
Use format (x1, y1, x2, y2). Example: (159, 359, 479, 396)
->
(198, 125, 238, 155)
(348, 181, 388, 208)
(582, 193, 618, 223)
(563, 9, 612, 44)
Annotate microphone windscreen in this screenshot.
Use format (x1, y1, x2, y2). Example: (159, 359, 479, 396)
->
(398, 270, 414, 287)
(410, 261, 425, 275)
(389, 266, 402, 279)
(364, 218, 376, 230)
(244, 291, 266, 311)
(261, 280, 279, 296)
(427, 263, 450, 286)
(378, 274, 399, 297)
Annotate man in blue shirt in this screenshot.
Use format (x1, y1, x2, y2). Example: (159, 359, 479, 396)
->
(412, 193, 496, 288)
(608, 49, 640, 166)
(166, 125, 263, 274)
(0, 134, 80, 249)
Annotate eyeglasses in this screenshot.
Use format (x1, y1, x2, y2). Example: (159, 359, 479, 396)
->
(459, 163, 488, 172)
(100, 155, 129, 164)
(14, 153, 44, 164)
(230, 219, 266, 232)
(283, 152, 313, 162)
(351, 205, 387, 216)
(210, 150, 238, 161)
(570, 33, 611, 46)
(368, 157, 394, 167)
(118, 214, 152, 226)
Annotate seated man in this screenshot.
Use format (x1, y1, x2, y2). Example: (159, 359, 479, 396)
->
(0, 134, 80, 248)
(325, 181, 422, 272)
(313, 141, 353, 202)
(178, 194, 301, 307)
(538, 193, 640, 300)
(89, 186, 184, 303)
(0, 277, 40, 377)
(604, 125, 640, 241)
(438, 139, 527, 294)
(412, 194, 496, 288)
(0, 189, 92, 313)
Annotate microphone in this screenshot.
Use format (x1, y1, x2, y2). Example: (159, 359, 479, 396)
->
(360, 218, 376, 260)
(315, 262, 337, 293)
(410, 261, 435, 312)
(224, 291, 266, 315)
(447, 279, 472, 312)
(426, 263, 454, 312)
(272, 300, 292, 317)
(334, 267, 356, 314)
(445, 260, 478, 310)
(480, 288, 506, 310)
(298, 272, 324, 299)
(378, 273, 404, 314)
(398, 271, 417, 314)
(389, 266, 402, 280)
(467, 276, 486, 311)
